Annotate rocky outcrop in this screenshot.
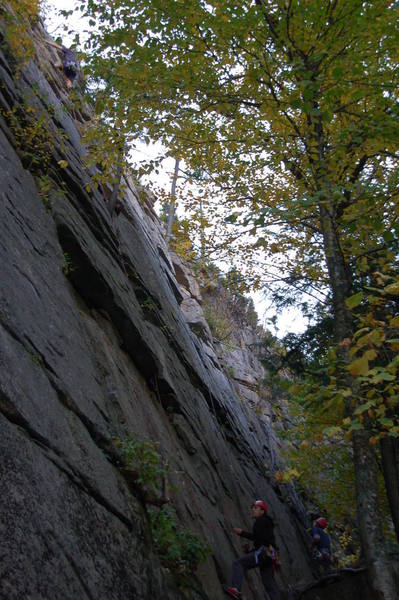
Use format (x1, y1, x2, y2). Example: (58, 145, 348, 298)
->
(0, 16, 371, 600)
(171, 259, 282, 469)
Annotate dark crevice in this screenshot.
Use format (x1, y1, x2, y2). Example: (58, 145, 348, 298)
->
(134, 287, 161, 310)
(157, 245, 173, 270)
(52, 165, 119, 258)
(232, 377, 258, 391)
(24, 335, 58, 376)
(0, 389, 53, 450)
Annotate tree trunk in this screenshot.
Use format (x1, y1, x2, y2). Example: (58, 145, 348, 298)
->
(199, 197, 206, 261)
(108, 161, 122, 217)
(166, 158, 179, 245)
(353, 430, 397, 598)
(319, 203, 399, 599)
(381, 436, 399, 543)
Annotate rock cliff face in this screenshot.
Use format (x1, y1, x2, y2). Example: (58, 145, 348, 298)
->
(0, 18, 315, 600)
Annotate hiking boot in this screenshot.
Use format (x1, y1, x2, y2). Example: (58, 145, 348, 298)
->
(223, 586, 241, 599)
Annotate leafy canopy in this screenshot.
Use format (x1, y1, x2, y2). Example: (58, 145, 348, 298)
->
(77, 0, 399, 302)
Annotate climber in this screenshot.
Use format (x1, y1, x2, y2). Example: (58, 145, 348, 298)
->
(44, 40, 79, 88)
(223, 499, 281, 600)
(310, 517, 331, 566)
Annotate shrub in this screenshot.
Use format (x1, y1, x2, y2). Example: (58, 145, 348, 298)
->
(114, 436, 165, 495)
(3, 0, 41, 64)
(203, 303, 232, 343)
(3, 104, 53, 174)
(150, 505, 211, 576)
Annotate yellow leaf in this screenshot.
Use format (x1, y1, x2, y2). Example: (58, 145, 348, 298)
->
(58, 159, 68, 169)
(367, 330, 385, 347)
(348, 354, 370, 376)
(364, 349, 377, 361)
(389, 316, 399, 328)
(353, 327, 370, 339)
(385, 282, 399, 295)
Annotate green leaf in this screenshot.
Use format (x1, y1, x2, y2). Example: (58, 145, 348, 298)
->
(345, 291, 363, 309)
(324, 425, 343, 437)
(332, 67, 344, 79)
(354, 401, 374, 415)
(383, 231, 394, 243)
(379, 418, 395, 428)
(371, 371, 396, 383)
(349, 421, 364, 431)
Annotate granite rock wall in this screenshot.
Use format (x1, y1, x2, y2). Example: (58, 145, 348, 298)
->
(0, 19, 316, 600)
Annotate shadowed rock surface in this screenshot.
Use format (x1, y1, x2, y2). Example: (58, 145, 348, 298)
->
(0, 16, 376, 600)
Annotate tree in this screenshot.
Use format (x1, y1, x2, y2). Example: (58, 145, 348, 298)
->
(276, 307, 398, 556)
(77, 1, 399, 595)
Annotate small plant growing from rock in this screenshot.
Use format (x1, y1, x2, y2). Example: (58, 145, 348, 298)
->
(203, 303, 233, 344)
(62, 252, 75, 276)
(114, 436, 169, 506)
(253, 404, 263, 416)
(38, 174, 66, 209)
(3, 104, 53, 173)
(3, 0, 41, 65)
(38, 174, 53, 209)
(27, 349, 40, 365)
(226, 365, 236, 379)
(150, 505, 211, 576)
(140, 297, 156, 313)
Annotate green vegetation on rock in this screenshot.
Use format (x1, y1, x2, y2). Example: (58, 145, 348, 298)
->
(150, 505, 211, 576)
(114, 436, 166, 496)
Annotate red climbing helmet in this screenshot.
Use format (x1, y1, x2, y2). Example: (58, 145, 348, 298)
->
(252, 500, 268, 513)
(315, 517, 328, 529)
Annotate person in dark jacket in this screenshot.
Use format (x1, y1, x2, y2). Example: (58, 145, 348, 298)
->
(44, 40, 79, 88)
(224, 499, 281, 600)
(310, 517, 331, 564)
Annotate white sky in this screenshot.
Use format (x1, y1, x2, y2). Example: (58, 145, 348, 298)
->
(43, 0, 307, 338)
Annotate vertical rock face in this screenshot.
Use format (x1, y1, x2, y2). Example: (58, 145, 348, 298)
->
(0, 19, 313, 600)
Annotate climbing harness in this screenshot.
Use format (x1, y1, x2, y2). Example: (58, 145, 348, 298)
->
(255, 545, 281, 571)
